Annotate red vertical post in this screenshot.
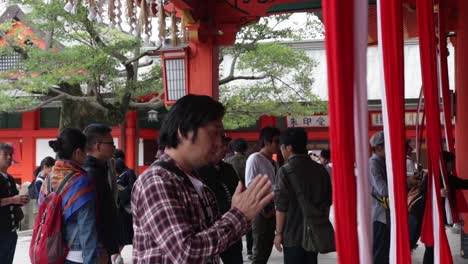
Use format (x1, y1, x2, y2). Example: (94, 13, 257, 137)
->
(455, 0, 468, 233)
(125, 111, 137, 170)
(22, 110, 39, 182)
(187, 24, 220, 99)
(259, 115, 277, 128)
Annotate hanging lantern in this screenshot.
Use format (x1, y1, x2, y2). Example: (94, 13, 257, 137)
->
(161, 47, 189, 104)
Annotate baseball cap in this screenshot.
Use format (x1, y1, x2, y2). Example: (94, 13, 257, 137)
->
(369, 131, 385, 147)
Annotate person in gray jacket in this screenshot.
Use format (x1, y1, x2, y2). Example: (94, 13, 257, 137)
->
(369, 131, 390, 264)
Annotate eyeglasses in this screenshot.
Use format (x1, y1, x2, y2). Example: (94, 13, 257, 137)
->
(99, 141, 115, 146)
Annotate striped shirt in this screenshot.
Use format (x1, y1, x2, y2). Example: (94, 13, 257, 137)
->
(131, 154, 250, 264)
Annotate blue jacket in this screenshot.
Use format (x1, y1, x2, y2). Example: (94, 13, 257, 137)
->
(40, 160, 97, 264)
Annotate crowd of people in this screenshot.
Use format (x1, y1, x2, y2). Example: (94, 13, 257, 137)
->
(0, 94, 464, 264)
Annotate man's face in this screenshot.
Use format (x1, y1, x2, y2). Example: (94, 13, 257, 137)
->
(96, 133, 115, 160)
(280, 144, 291, 161)
(265, 136, 280, 154)
(319, 156, 328, 165)
(0, 149, 13, 172)
(213, 139, 229, 164)
(375, 145, 385, 158)
(182, 119, 224, 169)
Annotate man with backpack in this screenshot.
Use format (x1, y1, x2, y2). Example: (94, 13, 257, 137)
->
(0, 143, 29, 264)
(273, 128, 333, 264)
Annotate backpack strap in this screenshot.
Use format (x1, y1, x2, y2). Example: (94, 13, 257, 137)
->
(55, 171, 78, 194)
(47, 174, 52, 193)
(153, 161, 212, 227)
(282, 163, 325, 218)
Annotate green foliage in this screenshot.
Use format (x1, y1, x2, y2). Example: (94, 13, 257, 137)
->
(220, 14, 326, 129)
(0, 0, 163, 122)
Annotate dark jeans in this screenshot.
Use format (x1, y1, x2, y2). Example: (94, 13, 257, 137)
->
(408, 214, 421, 249)
(251, 213, 275, 264)
(423, 246, 434, 264)
(373, 221, 390, 264)
(283, 247, 318, 264)
(64, 261, 81, 264)
(246, 229, 253, 254)
(0, 231, 17, 264)
(221, 239, 243, 264)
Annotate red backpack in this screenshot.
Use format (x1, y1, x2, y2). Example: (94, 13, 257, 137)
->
(30, 172, 77, 264)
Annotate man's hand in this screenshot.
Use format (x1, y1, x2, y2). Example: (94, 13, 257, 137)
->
(14, 195, 30, 205)
(2, 195, 30, 206)
(441, 188, 449, 198)
(231, 175, 274, 221)
(274, 233, 283, 252)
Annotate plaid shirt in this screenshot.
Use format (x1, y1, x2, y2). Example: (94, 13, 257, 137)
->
(132, 154, 250, 264)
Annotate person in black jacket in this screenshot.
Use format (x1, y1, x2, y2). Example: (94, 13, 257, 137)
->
(0, 143, 29, 264)
(198, 136, 243, 264)
(83, 124, 121, 264)
(114, 158, 136, 246)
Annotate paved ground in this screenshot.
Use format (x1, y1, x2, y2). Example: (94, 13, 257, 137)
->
(13, 226, 468, 264)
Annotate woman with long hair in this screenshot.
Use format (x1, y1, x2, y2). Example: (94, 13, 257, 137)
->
(39, 128, 98, 264)
(29, 156, 55, 200)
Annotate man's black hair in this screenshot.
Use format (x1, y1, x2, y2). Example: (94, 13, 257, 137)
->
(230, 138, 248, 153)
(259, 126, 280, 148)
(443, 151, 455, 163)
(114, 149, 125, 160)
(114, 158, 127, 174)
(320, 149, 331, 160)
(278, 127, 307, 154)
(0, 143, 14, 154)
(83, 123, 112, 151)
(159, 95, 225, 148)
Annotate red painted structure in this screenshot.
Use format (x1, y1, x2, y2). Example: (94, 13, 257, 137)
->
(162, 0, 468, 261)
(0, 107, 442, 185)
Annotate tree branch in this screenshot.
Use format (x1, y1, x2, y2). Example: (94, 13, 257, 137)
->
(17, 94, 66, 112)
(137, 60, 154, 68)
(129, 97, 164, 110)
(124, 45, 160, 65)
(219, 73, 268, 85)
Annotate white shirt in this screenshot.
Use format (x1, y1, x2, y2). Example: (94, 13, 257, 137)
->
(406, 156, 417, 177)
(245, 152, 277, 188)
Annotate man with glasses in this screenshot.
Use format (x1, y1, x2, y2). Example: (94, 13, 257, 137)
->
(245, 126, 281, 264)
(83, 124, 121, 263)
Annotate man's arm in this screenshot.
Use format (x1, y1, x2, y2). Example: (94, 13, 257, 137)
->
(273, 167, 289, 252)
(245, 155, 259, 187)
(369, 159, 388, 196)
(0, 195, 28, 207)
(274, 211, 286, 252)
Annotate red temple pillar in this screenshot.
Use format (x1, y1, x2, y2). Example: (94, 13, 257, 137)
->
(125, 111, 137, 170)
(22, 110, 39, 182)
(187, 23, 220, 99)
(259, 115, 277, 128)
(454, 0, 468, 233)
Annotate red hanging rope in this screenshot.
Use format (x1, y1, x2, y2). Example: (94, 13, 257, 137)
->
(377, 0, 411, 262)
(417, 0, 453, 262)
(322, 1, 359, 263)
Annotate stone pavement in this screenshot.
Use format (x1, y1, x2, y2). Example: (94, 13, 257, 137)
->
(13, 227, 468, 264)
